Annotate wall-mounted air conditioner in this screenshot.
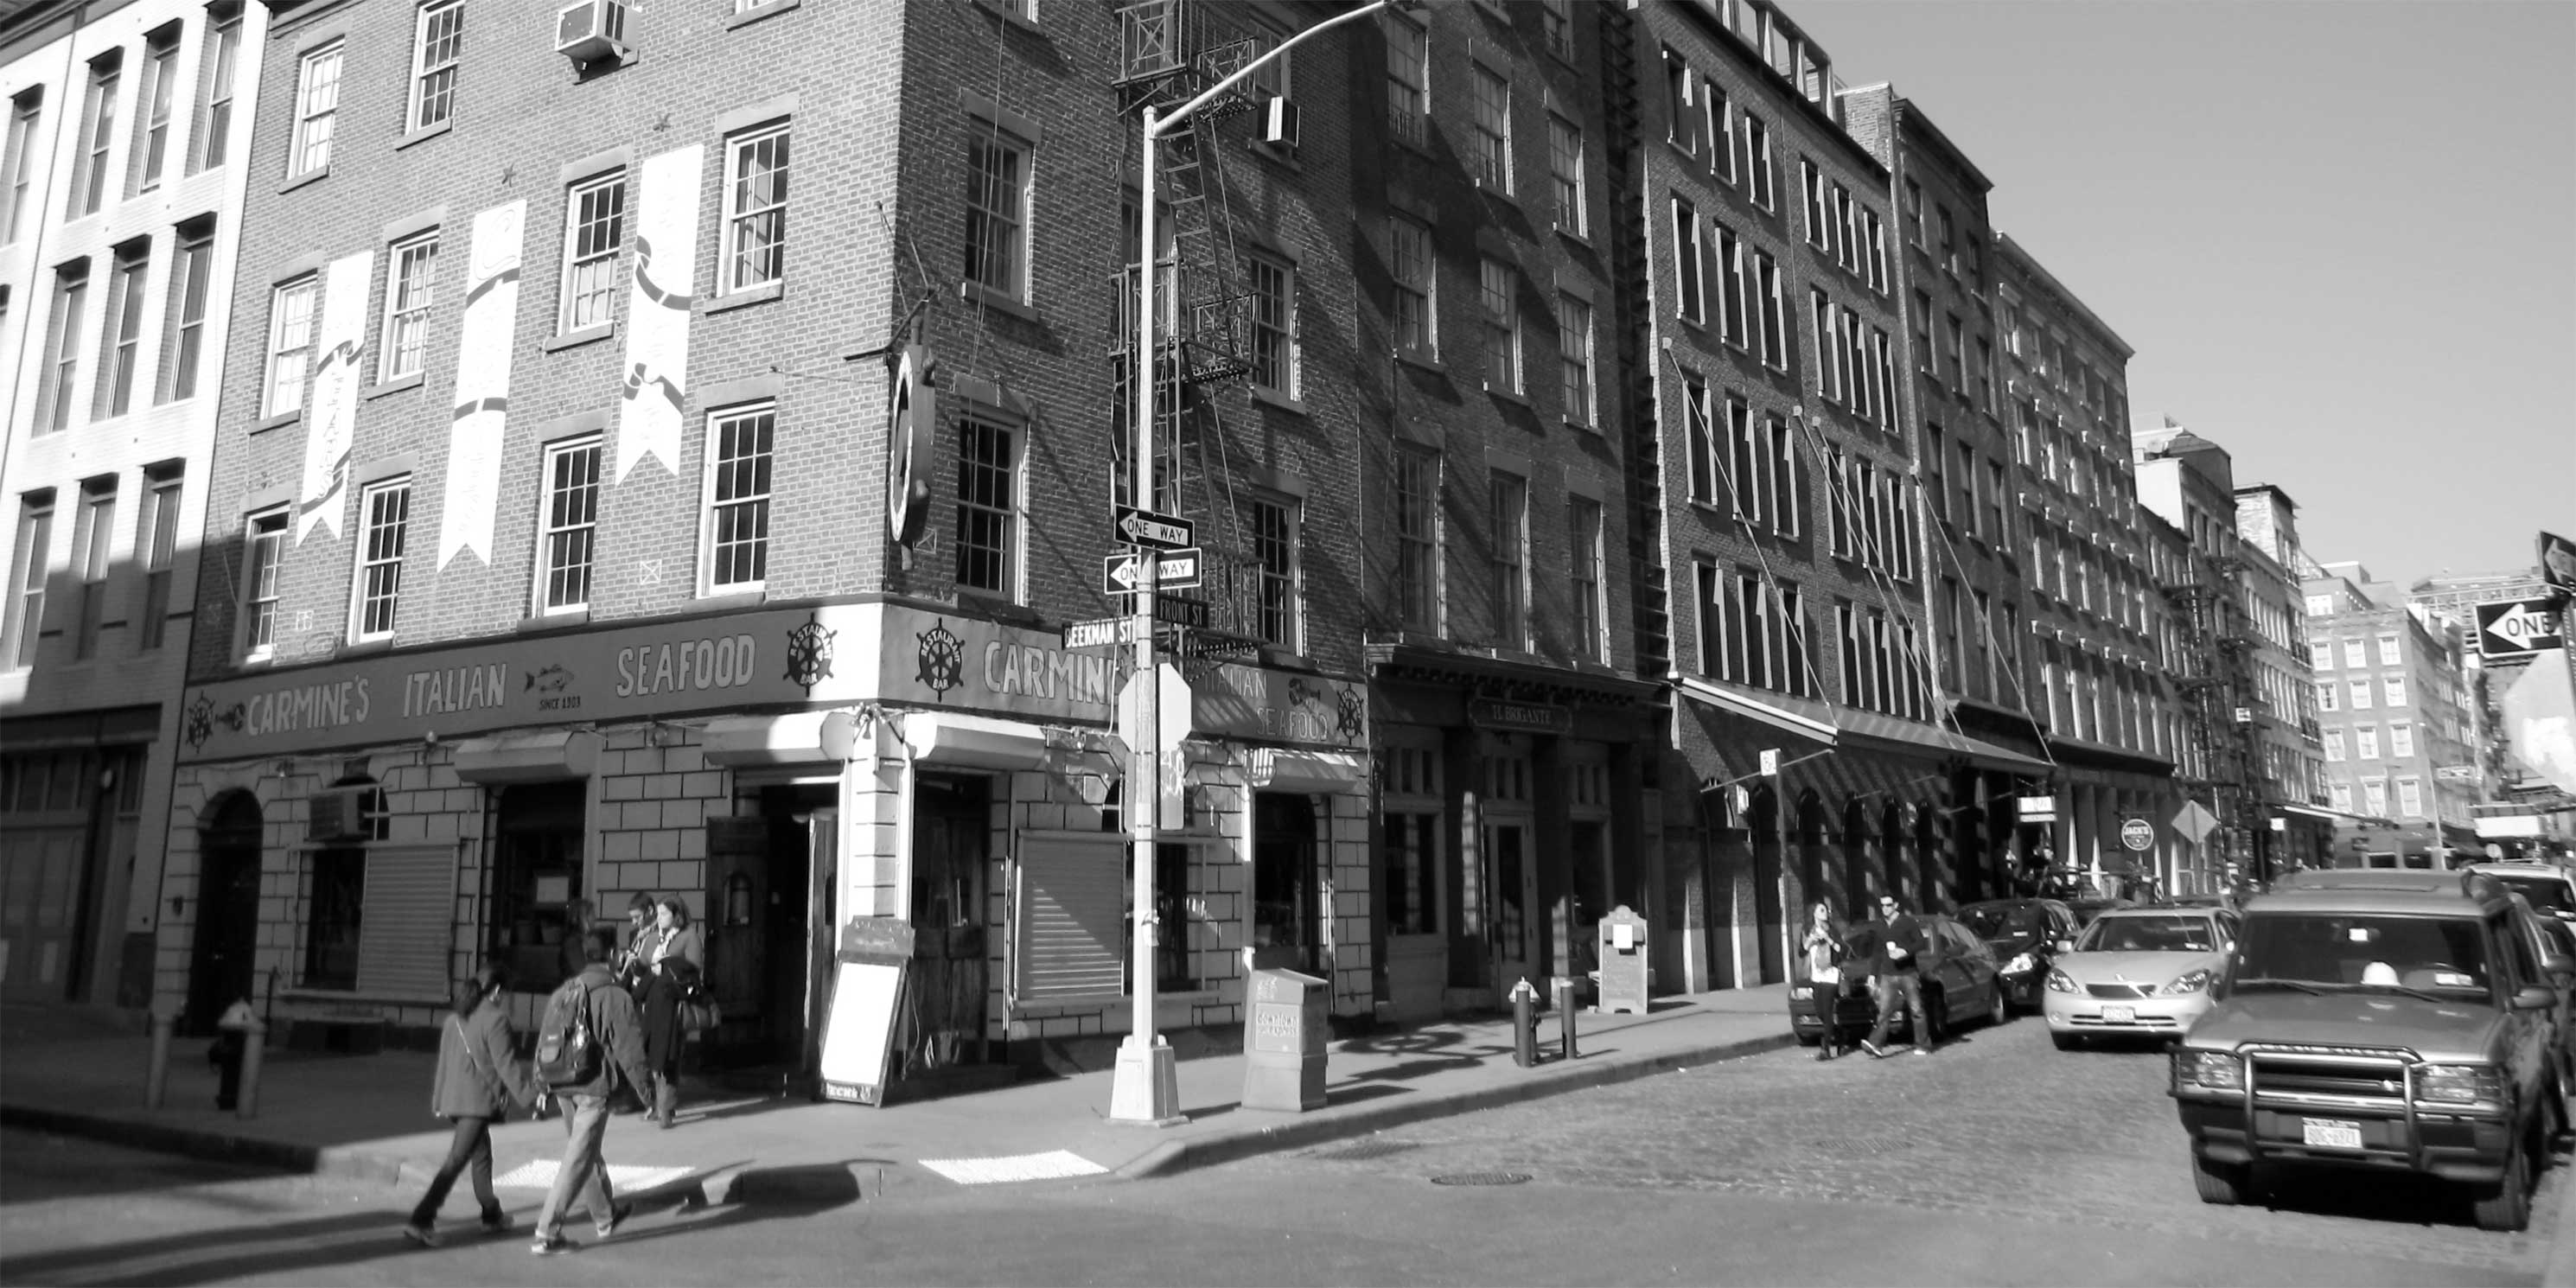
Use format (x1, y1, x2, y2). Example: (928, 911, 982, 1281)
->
(307, 785, 380, 843)
(557, 0, 630, 67)
(1262, 96, 1300, 148)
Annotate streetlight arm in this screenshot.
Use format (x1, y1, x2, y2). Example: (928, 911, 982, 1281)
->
(1147, 0, 1409, 137)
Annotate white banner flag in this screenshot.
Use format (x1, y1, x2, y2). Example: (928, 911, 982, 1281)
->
(615, 144, 703, 481)
(437, 201, 526, 569)
(296, 251, 374, 543)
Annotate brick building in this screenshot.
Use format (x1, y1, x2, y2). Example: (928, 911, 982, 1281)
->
(2, 0, 265, 1009)
(156, 0, 1383, 1074)
(2305, 561, 2479, 864)
(2232, 482, 2329, 868)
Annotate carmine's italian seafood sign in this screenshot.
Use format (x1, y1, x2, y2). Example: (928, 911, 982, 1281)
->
(175, 607, 851, 762)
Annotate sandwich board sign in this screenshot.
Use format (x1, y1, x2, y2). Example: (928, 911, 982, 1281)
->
(818, 919, 914, 1107)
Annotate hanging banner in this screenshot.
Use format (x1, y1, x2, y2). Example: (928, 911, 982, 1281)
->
(296, 251, 374, 543)
(615, 144, 702, 481)
(438, 201, 526, 569)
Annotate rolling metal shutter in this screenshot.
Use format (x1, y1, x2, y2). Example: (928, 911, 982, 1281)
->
(1011, 833, 1126, 1004)
(356, 844, 460, 999)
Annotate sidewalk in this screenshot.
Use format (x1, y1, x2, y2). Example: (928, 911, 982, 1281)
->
(0, 987, 1795, 1204)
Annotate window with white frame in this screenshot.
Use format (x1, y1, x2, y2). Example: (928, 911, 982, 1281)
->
(1247, 254, 1297, 397)
(1386, 16, 1427, 146)
(4, 495, 54, 670)
(724, 124, 790, 293)
(1681, 372, 1714, 503)
(192, 5, 240, 175)
(1742, 112, 1773, 209)
(3, 90, 43, 245)
(2397, 777, 2422, 818)
(1800, 161, 1827, 250)
(2317, 679, 2338, 711)
(2384, 673, 2407, 707)
(160, 220, 214, 403)
(239, 507, 286, 661)
(36, 262, 88, 436)
(536, 437, 602, 613)
(560, 171, 624, 332)
(2348, 678, 2371, 710)
(1717, 222, 1746, 347)
(1479, 257, 1519, 393)
(1557, 292, 1593, 425)
(1754, 250, 1782, 368)
(288, 43, 342, 179)
(1248, 495, 1298, 650)
(1864, 208, 1885, 292)
(1489, 472, 1527, 649)
(704, 405, 775, 593)
(136, 467, 181, 651)
(2362, 777, 2388, 816)
(1663, 49, 1699, 155)
(1569, 495, 1604, 662)
(263, 277, 316, 418)
(69, 482, 114, 660)
(2389, 720, 2415, 759)
(1390, 215, 1434, 358)
(1726, 395, 1763, 525)
(2355, 724, 2379, 759)
(2328, 781, 2353, 813)
(1670, 197, 1702, 322)
(1546, 113, 1584, 234)
(69, 53, 118, 218)
(952, 414, 1017, 597)
(409, 0, 463, 134)
(2342, 638, 2365, 668)
(1470, 64, 1510, 192)
(963, 129, 1025, 300)
(2377, 633, 2401, 666)
(2324, 728, 2345, 762)
(379, 231, 438, 382)
(350, 479, 411, 641)
(1394, 449, 1439, 632)
(1769, 416, 1800, 537)
(131, 28, 181, 195)
(96, 244, 148, 419)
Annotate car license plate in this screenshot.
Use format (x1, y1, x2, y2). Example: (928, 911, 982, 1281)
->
(2102, 1005, 2136, 1023)
(2303, 1119, 2363, 1150)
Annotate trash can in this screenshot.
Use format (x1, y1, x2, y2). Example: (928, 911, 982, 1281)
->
(1596, 905, 1649, 1015)
(1241, 967, 1328, 1112)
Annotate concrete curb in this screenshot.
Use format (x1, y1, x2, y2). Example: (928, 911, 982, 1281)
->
(2546, 1157, 2576, 1288)
(1113, 1030, 1800, 1179)
(1, 1102, 412, 1187)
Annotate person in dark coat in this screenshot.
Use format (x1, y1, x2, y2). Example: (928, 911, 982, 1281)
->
(637, 896, 706, 1128)
(1859, 893, 1935, 1058)
(403, 966, 534, 1247)
(532, 932, 655, 1255)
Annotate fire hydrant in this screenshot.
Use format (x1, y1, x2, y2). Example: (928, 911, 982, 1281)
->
(1510, 977, 1539, 1068)
(210, 999, 266, 1117)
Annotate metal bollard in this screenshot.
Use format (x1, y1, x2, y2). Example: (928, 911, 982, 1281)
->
(1510, 977, 1538, 1068)
(1553, 977, 1579, 1061)
(144, 1004, 179, 1110)
(235, 1018, 268, 1119)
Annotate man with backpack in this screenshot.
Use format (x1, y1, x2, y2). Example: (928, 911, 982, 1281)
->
(530, 929, 654, 1256)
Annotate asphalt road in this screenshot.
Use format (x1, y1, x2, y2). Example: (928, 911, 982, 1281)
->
(0, 1017, 2558, 1285)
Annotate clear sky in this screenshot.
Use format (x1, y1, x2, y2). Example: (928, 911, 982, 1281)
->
(1789, 0, 2576, 589)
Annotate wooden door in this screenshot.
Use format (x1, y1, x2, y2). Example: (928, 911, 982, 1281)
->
(1484, 817, 1538, 991)
(908, 777, 988, 1068)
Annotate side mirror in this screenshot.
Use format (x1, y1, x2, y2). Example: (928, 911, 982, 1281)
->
(2514, 985, 2557, 1011)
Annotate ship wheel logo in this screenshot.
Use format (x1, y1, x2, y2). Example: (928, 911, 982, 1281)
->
(915, 619, 965, 698)
(1335, 686, 1365, 746)
(183, 694, 246, 750)
(783, 615, 836, 695)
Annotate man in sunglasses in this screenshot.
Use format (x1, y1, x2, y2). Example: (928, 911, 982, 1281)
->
(1859, 894, 1934, 1058)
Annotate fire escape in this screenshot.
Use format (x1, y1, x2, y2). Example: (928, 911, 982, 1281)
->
(2160, 549, 2263, 874)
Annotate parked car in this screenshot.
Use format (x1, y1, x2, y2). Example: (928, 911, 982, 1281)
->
(2064, 896, 2137, 929)
(2170, 868, 2565, 1231)
(1958, 897, 2077, 1013)
(1789, 914, 2009, 1049)
(2044, 906, 2239, 1049)
(2470, 863, 2576, 924)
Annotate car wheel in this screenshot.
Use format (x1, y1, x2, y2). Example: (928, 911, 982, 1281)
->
(2051, 1031, 2084, 1051)
(2472, 1136, 2533, 1232)
(2191, 1154, 2248, 1206)
(1986, 984, 2009, 1029)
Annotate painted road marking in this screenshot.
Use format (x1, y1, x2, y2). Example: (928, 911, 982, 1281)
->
(916, 1150, 1107, 1185)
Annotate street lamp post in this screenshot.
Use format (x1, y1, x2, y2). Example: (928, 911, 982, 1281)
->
(1109, 0, 1410, 1126)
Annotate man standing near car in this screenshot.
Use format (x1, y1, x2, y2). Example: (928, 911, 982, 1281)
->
(1859, 894, 1934, 1058)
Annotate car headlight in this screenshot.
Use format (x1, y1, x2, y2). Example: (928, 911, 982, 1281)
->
(2157, 969, 2213, 996)
(2413, 1064, 2503, 1106)
(2174, 1049, 2243, 1094)
(2045, 968, 2078, 994)
(2003, 953, 2036, 975)
(1790, 985, 1813, 1000)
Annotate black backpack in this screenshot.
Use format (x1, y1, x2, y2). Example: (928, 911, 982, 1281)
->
(533, 976, 601, 1087)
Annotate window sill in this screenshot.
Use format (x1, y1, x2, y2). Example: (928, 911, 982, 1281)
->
(340, 638, 394, 659)
(693, 588, 768, 612)
(542, 322, 616, 353)
(957, 280, 1037, 322)
(1553, 223, 1593, 252)
(519, 609, 590, 633)
(251, 410, 302, 435)
(393, 119, 452, 151)
(1471, 178, 1521, 211)
(1564, 416, 1599, 434)
(1482, 383, 1530, 408)
(954, 590, 1036, 622)
(968, 0, 1039, 33)
(363, 372, 424, 401)
(703, 281, 783, 315)
(279, 167, 330, 195)
(1394, 348, 1444, 376)
(1247, 386, 1305, 416)
(727, 0, 801, 29)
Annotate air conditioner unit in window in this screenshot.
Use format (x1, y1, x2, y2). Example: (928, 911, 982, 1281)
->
(307, 785, 379, 843)
(556, 0, 630, 67)
(1262, 96, 1300, 148)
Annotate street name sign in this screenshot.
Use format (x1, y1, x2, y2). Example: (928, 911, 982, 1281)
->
(2436, 763, 2477, 781)
(1063, 596, 1210, 648)
(1113, 505, 1194, 552)
(1102, 548, 1201, 592)
(2475, 596, 2564, 659)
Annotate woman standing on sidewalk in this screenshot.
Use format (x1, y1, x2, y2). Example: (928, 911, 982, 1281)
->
(637, 896, 705, 1128)
(404, 966, 535, 1247)
(1801, 901, 1852, 1061)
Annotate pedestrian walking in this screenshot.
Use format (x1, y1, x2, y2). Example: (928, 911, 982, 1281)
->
(1800, 900, 1852, 1061)
(1859, 893, 1935, 1058)
(530, 930, 655, 1256)
(637, 896, 705, 1128)
(402, 966, 535, 1247)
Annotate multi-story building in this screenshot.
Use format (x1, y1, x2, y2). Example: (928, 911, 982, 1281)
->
(2233, 483, 2329, 868)
(2408, 567, 2553, 641)
(2407, 567, 2558, 813)
(2305, 561, 2478, 864)
(156, 0, 1400, 1074)
(2133, 423, 2263, 877)
(1, 0, 265, 1008)
(2138, 504, 2219, 893)
(1991, 233, 2178, 897)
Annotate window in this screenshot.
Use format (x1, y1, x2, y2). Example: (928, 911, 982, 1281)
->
(1479, 257, 1519, 393)
(1704, 77, 1734, 184)
(350, 479, 410, 641)
(378, 231, 438, 382)
(1558, 292, 1594, 425)
(2385, 673, 2408, 707)
(1569, 496, 1604, 662)
(1754, 251, 1782, 368)
(5, 497, 54, 669)
(1810, 289, 1837, 404)
(3, 91, 40, 244)
(1769, 418, 1800, 537)
(724, 124, 791, 293)
(2330, 782, 2354, 813)
(1681, 373, 1715, 503)
(2356, 724, 2379, 759)
(560, 172, 624, 332)
(1778, 582, 1812, 696)
(1975, 338, 1994, 411)
(288, 43, 342, 179)
(1541, 0, 1574, 60)
(2324, 728, 2345, 762)
(1741, 113, 1773, 209)
(303, 843, 365, 992)
(96, 244, 148, 419)
(1801, 161, 1827, 250)
(2362, 778, 2388, 816)
(1390, 217, 1434, 357)
(2397, 778, 2423, 818)
(2390, 721, 2415, 759)
(1945, 314, 1966, 392)
(192, 6, 240, 174)
(1910, 290, 1933, 373)
(1546, 113, 1584, 233)
(131, 29, 180, 194)
(1695, 563, 1723, 677)
(1716, 222, 1746, 347)
(2342, 639, 2366, 668)
(263, 278, 316, 418)
(1386, 17, 1428, 146)
(1985, 461, 2005, 544)
(1825, 449, 1849, 558)
(536, 437, 602, 613)
(36, 264, 89, 436)
(1864, 210, 1886, 292)
(2378, 634, 2401, 666)
(1394, 450, 1439, 631)
(2317, 679, 2338, 711)
(160, 221, 214, 403)
(1671, 198, 1702, 322)
(1249, 497, 1298, 650)
(70, 54, 118, 218)
(1663, 51, 1699, 155)
(408, 0, 463, 133)
(962, 131, 1031, 303)
(239, 507, 286, 661)
(1248, 255, 1297, 397)
(135, 469, 180, 651)
(695, 405, 776, 593)
(951, 414, 1015, 596)
(2348, 678, 2372, 710)
(1470, 65, 1510, 192)
(1726, 396, 1763, 525)
(1489, 473, 1527, 648)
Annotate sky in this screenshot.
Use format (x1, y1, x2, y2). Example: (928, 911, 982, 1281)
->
(1789, 0, 2576, 590)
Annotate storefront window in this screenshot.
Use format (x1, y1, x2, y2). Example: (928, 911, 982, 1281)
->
(488, 781, 586, 992)
(1254, 793, 1321, 972)
(1384, 813, 1438, 935)
(303, 846, 364, 990)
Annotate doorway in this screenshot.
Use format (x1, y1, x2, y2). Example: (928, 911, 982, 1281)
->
(909, 774, 991, 1069)
(186, 793, 264, 1036)
(708, 783, 836, 1068)
(1483, 814, 1538, 991)
(1253, 793, 1321, 972)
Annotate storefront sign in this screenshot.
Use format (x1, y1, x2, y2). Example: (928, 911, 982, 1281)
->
(879, 604, 1119, 722)
(1466, 698, 1572, 735)
(1190, 660, 1366, 749)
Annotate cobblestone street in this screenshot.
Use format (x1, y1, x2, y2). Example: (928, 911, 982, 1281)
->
(1244, 1014, 2560, 1279)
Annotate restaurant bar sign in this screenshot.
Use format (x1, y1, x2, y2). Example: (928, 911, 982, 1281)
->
(177, 607, 851, 762)
(1467, 698, 1572, 735)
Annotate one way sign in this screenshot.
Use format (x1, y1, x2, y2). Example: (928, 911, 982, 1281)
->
(2475, 596, 2565, 660)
